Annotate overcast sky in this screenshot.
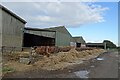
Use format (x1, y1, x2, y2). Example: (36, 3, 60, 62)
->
(1, 1, 118, 46)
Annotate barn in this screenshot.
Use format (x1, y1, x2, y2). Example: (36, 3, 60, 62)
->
(45, 26, 74, 47)
(0, 5, 26, 50)
(23, 27, 56, 47)
(23, 26, 85, 47)
(72, 36, 86, 47)
(86, 43, 105, 49)
(0, 5, 87, 50)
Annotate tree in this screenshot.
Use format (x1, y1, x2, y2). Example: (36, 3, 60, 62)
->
(103, 40, 117, 49)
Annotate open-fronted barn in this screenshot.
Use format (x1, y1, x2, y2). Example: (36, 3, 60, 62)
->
(24, 26, 86, 47)
(86, 43, 105, 49)
(23, 27, 56, 47)
(0, 5, 26, 50)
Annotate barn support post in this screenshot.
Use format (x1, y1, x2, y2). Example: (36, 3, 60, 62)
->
(104, 42, 107, 50)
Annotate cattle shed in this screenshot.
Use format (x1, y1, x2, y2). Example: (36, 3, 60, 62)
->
(23, 27, 56, 47)
(45, 26, 74, 46)
(86, 43, 105, 49)
(0, 5, 26, 50)
(0, 5, 87, 50)
(73, 36, 86, 47)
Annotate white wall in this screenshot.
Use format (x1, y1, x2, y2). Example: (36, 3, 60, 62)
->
(70, 42, 76, 47)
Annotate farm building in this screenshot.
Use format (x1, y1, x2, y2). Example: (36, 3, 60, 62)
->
(24, 26, 88, 47)
(23, 26, 86, 47)
(0, 5, 26, 50)
(73, 36, 86, 47)
(23, 27, 56, 47)
(45, 26, 75, 47)
(0, 5, 87, 50)
(86, 43, 105, 49)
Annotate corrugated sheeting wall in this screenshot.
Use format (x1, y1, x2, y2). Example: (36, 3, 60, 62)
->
(46, 26, 73, 47)
(55, 32, 71, 46)
(2, 10, 25, 48)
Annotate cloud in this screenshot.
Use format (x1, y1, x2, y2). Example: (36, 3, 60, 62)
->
(2, 2, 108, 28)
(1, 0, 119, 2)
(1, 0, 98, 2)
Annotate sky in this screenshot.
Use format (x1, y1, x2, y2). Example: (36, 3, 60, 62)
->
(67, 2, 118, 45)
(1, 1, 118, 46)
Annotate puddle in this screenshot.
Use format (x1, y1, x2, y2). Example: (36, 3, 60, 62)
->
(74, 70, 89, 78)
(96, 58, 104, 61)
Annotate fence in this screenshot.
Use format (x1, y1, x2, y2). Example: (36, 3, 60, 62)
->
(1, 46, 31, 54)
(1, 46, 36, 64)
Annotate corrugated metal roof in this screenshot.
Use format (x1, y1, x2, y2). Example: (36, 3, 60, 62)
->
(1, 4, 27, 24)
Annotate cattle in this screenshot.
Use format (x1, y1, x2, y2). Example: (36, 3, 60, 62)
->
(34, 46, 49, 57)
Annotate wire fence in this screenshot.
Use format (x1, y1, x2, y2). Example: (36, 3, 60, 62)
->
(1, 46, 38, 64)
(1, 46, 31, 54)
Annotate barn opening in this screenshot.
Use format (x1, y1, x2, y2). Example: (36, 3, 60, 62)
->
(23, 33, 55, 47)
(23, 27, 56, 47)
(76, 43, 81, 47)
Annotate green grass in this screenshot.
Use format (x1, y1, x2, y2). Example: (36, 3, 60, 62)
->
(2, 66, 15, 73)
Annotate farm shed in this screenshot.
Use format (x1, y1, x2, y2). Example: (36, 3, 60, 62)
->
(45, 26, 74, 46)
(73, 36, 86, 47)
(23, 27, 56, 47)
(86, 43, 105, 49)
(0, 5, 26, 50)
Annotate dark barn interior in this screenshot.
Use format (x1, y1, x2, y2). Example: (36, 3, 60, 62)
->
(23, 33, 55, 47)
(76, 43, 81, 47)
